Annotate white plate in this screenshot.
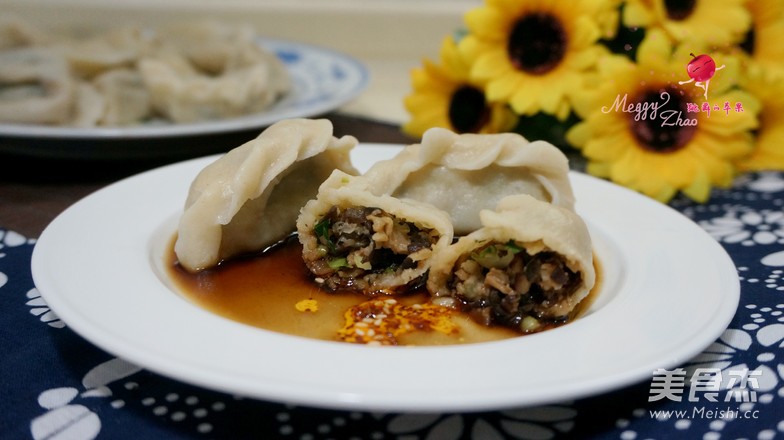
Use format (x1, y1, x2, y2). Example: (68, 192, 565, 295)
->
(0, 38, 368, 158)
(31, 144, 739, 412)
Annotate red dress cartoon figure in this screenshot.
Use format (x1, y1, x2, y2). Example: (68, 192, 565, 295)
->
(678, 53, 725, 101)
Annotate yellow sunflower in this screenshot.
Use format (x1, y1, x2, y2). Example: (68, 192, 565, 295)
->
(736, 70, 784, 170)
(734, 0, 784, 79)
(459, 0, 616, 121)
(567, 30, 759, 203)
(403, 35, 518, 138)
(623, 0, 751, 49)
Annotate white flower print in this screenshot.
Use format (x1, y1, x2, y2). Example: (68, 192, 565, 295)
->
(685, 305, 784, 406)
(31, 387, 101, 440)
(0, 229, 30, 247)
(31, 358, 142, 440)
(0, 228, 33, 259)
(26, 288, 65, 328)
(699, 209, 784, 246)
(762, 252, 784, 268)
(745, 172, 784, 193)
(385, 405, 576, 440)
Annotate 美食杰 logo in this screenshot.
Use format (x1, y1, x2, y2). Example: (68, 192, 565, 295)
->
(646, 367, 762, 421)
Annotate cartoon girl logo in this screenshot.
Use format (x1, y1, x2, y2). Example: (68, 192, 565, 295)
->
(678, 53, 725, 100)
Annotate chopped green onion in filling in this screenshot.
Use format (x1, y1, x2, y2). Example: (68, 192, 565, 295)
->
(470, 240, 522, 269)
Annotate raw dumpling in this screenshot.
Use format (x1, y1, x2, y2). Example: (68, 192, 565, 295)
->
(92, 68, 151, 126)
(57, 26, 154, 78)
(68, 81, 104, 127)
(139, 21, 290, 123)
(0, 16, 51, 50)
(0, 19, 291, 127)
(363, 127, 576, 235)
(175, 119, 358, 272)
(139, 52, 287, 123)
(296, 170, 453, 295)
(154, 20, 257, 75)
(427, 194, 595, 331)
(0, 47, 74, 125)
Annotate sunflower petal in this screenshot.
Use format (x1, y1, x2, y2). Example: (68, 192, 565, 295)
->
(622, 1, 653, 27)
(681, 169, 712, 203)
(566, 122, 591, 147)
(508, 83, 543, 115)
(471, 49, 511, 83)
(464, 7, 508, 40)
(586, 161, 612, 177)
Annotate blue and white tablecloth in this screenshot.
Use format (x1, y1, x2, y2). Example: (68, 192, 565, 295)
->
(2, 172, 783, 440)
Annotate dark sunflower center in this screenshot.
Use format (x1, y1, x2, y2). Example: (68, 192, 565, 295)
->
(740, 26, 756, 55)
(507, 13, 567, 75)
(664, 0, 697, 21)
(448, 85, 490, 134)
(629, 88, 697, 153)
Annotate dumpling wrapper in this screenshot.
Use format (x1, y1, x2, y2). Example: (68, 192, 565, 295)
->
(363, 127, 576, 235)
(296, 169, 454, 295)
(175, 119, 358, 272)
(427, 194, 594, 322)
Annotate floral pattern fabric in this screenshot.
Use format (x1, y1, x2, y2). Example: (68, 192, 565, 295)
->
(1, 172, 783, 440)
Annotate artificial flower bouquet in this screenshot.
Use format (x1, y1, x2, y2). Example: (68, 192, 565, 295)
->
(403, 0, 784, 203)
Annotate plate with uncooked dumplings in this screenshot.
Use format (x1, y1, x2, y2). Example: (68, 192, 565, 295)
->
(0, 29, 368, 159)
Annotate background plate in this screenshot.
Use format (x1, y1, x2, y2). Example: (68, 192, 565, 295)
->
(31, 144, 739, 412)
(0, 38, 368, 160)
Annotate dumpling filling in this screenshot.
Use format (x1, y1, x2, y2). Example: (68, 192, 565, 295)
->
(302, 205, 440, 295)
(447, 241, 582, 333)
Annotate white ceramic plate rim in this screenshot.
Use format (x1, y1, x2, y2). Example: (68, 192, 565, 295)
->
(0, 37, 368, 140)
(31, 144, 740, 412)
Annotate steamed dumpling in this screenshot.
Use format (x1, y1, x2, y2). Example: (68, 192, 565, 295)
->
(363, 127, 576, 235)
(175, 119, 358, 272)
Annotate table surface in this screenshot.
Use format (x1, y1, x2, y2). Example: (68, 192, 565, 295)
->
(2, 114, 783, 440)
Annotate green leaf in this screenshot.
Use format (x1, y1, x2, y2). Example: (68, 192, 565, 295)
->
(314, 218, 335, 253)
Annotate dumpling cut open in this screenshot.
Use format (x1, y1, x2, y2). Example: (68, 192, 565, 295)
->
(297, 170, 454, 295)
(427, 194, 594, 333)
